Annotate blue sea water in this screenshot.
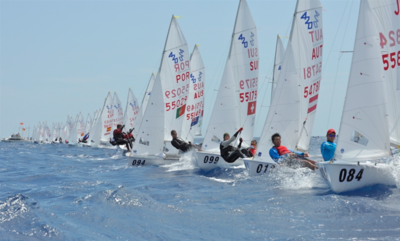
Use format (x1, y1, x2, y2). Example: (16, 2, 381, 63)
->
(1, 137, 400, 240)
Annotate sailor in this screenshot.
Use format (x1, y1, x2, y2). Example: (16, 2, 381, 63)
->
(220, 128, 245, 163)
(320, 129, 337, 161)
(79, 132, 89, 143)
(240, 139, 257, 157)
(111, 124, 132, 151)
(59, 137, 63, 143)
(171, 130, 193, 153)
(269, 133, 318, 170)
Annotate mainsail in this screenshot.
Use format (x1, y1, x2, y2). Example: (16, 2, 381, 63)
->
(202, 0, 258, 151)
(334, 0, 391, 161)
(181, 45, 205, 142)
(289, 0, 323, 151)
(367, 0, 400, 146)
(123, 88, 140, 131)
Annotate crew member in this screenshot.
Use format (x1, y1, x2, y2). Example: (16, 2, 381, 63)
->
(79, 132, 90, 143)
(321, 129, 337, 161)
(269, 133, 318, 170)
(111, 124, 132, 151)
(240, 139, 257, 157)
(220, 128, 245, 163)
(171, 130, 193, 153)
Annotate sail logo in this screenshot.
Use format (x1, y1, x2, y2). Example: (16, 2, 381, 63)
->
(190, 73, 196, 83)
(198, 71, 202, 82)
(238, 34, 248, 48)
(106, 105, 113, 110)
(179, 49, 184, 61)
(169, 52, 178, 64)
(247, 101, 256, 115)
(250, 32, 255, 46)
(301, 11, 320, 29)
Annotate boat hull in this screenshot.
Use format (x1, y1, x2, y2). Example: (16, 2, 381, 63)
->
(318, 161, 396, 193)
(243, 158, 277, 176)
(195, 151, 244, 171)
(127, 155, 179, 167)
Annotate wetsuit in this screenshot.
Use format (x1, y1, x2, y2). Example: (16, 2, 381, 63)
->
(320, 141, 336, 161)
(171, 137, 192, 152)
(269, 146, 305, 163)
(220, 131, 244, 163)
(241, 146, 256, 157)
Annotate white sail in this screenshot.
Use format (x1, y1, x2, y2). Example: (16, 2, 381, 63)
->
(132, 73, 165, 155)
(52, 123, 59, 141)
(91, 93, 114, 146)
(85, 113, 92, 134)
(334, 0, 391, 161)
(271, 35, 286, 102)
(159, 16, 190, 141)
(123, 88, 140, 131)
(257, 42, 301, 160)
(69, 114, 79, 144)
(367, 0, 400, 146)
(202, 0, 258, 151)
(181, 45, 205, 142)
(289, 0, 323, 151)
(76, 112, 85, 140)
(136, 74, 156, 134)
(111, 92, 124, 134)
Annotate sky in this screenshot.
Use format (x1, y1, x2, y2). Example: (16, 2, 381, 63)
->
(0, 0, 360, 138)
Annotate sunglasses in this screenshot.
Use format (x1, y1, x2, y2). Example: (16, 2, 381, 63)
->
(328, 134, 336, 137)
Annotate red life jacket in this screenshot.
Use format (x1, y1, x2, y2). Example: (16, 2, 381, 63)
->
(275, 145, 291, 156)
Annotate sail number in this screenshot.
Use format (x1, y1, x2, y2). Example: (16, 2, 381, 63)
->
(304, 79, 320, 98)
(339, 168, 364, 182)
(303, 62, 322, 80)
(165, 96, 187, 112)
(382, 51, 400, 71)
(131, 159, 146, 166)
(240, 78, 258, 90)
(203, 156, 219, 164)
(256, 164, 275, 174)
(240, 90, 257, 102)
(379, 29, 400, 71)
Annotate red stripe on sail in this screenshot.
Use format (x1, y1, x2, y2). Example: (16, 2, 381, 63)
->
(309, 94, 319, 103)
(308, 104, 317, 113)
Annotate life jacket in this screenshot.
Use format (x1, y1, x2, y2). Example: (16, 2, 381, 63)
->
(249, 147, 256, 157)
(274, 145, 291, 156)
(172, 137, 189, 152)
(220, 144, 235, 161)
(113, 129, 124, 140)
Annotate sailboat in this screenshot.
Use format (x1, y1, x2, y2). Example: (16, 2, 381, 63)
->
(91, 92, 115, 148)
(127, 15, 190, 166)
(123, 88, 140, 133)
(318, 0, 398, 193)
(195, 0, 259, 171)
(180, 45, 205, 143)
(244, 0, 324, 176)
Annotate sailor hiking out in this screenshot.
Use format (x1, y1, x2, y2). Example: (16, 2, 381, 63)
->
(220, 128, 245, 163)
(269, 133, 318, 170)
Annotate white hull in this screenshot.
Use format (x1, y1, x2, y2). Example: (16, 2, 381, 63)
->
(195, 151, 244, 172)
(243, 158, 277, 176)
(127, 154, 179, 167)
(1, 137, 27, 142)
(318, 161, 397, 193)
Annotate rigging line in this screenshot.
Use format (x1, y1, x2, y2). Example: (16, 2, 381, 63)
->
(326, 0, 354, 130)
(322, 0, 350, 74)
